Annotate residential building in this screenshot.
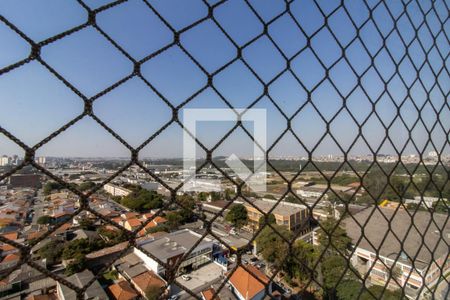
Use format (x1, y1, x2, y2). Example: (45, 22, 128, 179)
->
(134, 229, 214, 276)
(56, 270, 108, 300)
(227, 265, 271, 300)
(0, 156, 10, 167)
(124, 218, 142, 231)
(36, 156, 46, 165)
(244, 199, 310, 232)
(130, 270, 166, 299)
(104, 183, 132, 197)
(107, 280, 138, 300)
(201, 287, 221, 300)
(343, 208, 450, 299)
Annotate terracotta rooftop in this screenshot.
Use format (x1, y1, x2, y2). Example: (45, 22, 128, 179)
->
(122, 212, 139, 219)
(201, 287, 220, 300)
(228, 265, 270, 299)
(131, 271, 165, 293)
(126, 218, 142, 228)
(1, 253, 20, 263)
(108, 280, 138, 300)
(1, 232, 18, 241)
(0, 244, 16, 252)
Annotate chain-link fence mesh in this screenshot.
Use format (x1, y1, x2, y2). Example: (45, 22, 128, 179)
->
(0, 0, 449, 299)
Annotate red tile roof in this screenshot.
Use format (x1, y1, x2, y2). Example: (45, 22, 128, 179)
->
(1, 253, 20, 263)
(201, 287, 220, 300)
(108, 280, 138, 300)
(131, 271, 165, 294)
(228, 266, 269, 300)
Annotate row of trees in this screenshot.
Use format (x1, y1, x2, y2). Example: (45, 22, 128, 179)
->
(43, 180, 97, 195)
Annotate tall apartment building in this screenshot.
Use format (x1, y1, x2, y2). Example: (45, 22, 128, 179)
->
(0, 155, 10, 167)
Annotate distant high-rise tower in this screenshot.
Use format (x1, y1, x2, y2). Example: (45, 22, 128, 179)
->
(0, 155, 10, 166)
(36, 156, 46, 165)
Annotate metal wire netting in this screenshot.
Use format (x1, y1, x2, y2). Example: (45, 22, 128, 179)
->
(0, 0, 449, 299)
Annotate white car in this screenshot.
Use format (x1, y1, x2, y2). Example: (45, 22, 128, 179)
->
(181, 275, 191, 281)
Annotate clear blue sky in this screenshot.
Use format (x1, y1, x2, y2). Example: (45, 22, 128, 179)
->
(0, 0, 447, 158)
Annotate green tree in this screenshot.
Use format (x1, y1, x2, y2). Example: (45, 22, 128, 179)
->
(198, 192, 207, 202)
(255, 225, 291, 267)
(121, 190, 163, 212)
(176, 194, 197, 223)
(360, 285, 404, 300)
(225, 204, 248, 228)
(43, 181, 64, 195)
(79, 181, 96, 192)
(166, 212, 183, 230)
(38, 240, 64, 263)
(258, 213, 276, 226)
(321, 255, 357, 298)
(65, 253, 87, 275)
(317, 218, 351, 256)
(336, 280, 365, 300)
(37, 215, 54, 225)
(284, 240, 318, 284)
(97, 227, 127, 244)
(62, 238, 105, 260)
(78, 217, 95, 230)
(145, 284, 163, 300)
(362, 169, 387, 202)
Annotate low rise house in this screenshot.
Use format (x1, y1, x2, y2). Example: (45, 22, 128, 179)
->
(227, 265, 271, 300)
(134, 229, 214, 276)
(201, 287, 221, 300)
(130, 270, 166, 299)
(56, 270, 108, 300)
(124, 218, 142, 231)
(107, 280, 138, 300)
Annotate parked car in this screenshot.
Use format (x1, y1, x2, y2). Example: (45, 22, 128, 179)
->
(181, 275, 191, 281)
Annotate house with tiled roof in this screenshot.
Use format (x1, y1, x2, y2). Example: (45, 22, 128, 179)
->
(227, 265, 271, 300)
(124, 218, 142, 231)
(130, 270, 167, 299)
(107, 279, 138, 300)
(1, 253, 20, 263)
(1, 232, 18, 241)
(57, 269, 108, 300)
(201, 287, 221, 300)
(137, 216, 167, 236)
(121, 212, 139, 220)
